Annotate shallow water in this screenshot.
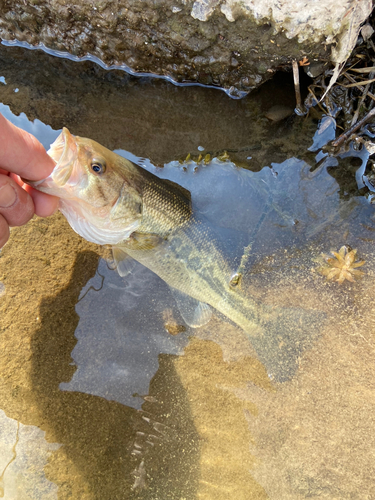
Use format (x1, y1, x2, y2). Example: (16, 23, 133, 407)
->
(0, 44, 375, 499)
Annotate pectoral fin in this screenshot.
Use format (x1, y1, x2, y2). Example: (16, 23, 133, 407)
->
(112, 246, 136, 277)
(170, 287, 212, 328)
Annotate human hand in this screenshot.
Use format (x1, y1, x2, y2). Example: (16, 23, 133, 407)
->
(0, 113, 59, 248)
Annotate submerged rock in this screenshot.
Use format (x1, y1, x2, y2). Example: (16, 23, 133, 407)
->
(0, 0, 372, 94)
(265, 104, 294, 122)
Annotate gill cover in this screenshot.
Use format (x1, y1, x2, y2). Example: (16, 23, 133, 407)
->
(110, 181, 142, 223)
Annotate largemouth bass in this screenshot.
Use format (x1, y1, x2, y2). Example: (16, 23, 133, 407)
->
(29, 129, 324, 379)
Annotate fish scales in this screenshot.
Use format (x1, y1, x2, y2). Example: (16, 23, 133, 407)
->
(124, 176, 264, 334)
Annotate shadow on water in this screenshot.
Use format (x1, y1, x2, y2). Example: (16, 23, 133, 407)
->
(26, 251, 200, 499)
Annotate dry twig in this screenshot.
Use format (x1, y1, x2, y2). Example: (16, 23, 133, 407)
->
(292, 59, 303, 113)
(351, 71, 375, 125)
(331, 108, 375, 147)
(341, 72, 375, 101)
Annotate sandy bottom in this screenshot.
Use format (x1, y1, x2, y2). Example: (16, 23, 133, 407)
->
(0, 210, 375, 499)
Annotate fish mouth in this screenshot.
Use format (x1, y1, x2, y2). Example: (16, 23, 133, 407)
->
(26, 128, 78, 194)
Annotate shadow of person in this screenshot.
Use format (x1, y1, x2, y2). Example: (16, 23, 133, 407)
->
(19, 250, 201, 499)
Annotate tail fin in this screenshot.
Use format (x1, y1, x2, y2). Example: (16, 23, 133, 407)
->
(250, 306, 326, 383)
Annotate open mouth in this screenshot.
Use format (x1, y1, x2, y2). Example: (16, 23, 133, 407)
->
(47, 127, 78, 187)
(24, 128, 78, 193)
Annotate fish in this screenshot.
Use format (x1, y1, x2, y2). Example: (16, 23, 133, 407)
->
(28, 128, 324, 380)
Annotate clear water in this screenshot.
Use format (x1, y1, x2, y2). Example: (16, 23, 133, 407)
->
(0, 44, 375, 499)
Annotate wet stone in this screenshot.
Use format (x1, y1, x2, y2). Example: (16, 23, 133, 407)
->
(0, 0, 371, 94)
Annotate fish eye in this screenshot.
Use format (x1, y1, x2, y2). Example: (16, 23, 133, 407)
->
(90, 160, 106, 175)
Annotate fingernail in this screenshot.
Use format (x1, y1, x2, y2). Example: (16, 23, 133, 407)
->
(0, 183, 17, 208)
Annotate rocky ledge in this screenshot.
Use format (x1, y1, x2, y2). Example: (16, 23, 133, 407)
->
(0, 0, 372, 95)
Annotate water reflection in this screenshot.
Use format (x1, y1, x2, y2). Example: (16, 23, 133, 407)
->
(0, 42, 307, 167)
(0, 44, 375, 499)
(61, 259, 190, 409)
(0, 103, 60, 149)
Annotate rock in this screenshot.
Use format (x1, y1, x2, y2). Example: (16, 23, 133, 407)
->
(264, 104, 294, 122)
(361, 23, 374, 42)
(304, 62, 327, 79)
(0, 0, 372, 95)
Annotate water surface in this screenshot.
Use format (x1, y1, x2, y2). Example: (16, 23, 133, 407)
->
(0, 44, 374, 499)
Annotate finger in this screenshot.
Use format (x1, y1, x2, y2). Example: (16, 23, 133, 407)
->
(0, 114, 55, 180)
(24, 185, 59, 217)
(0, 174, 34, 226)
(10, 175, 59, 216)
(0, 213, 10, 248)
(9, 172, 23, 187)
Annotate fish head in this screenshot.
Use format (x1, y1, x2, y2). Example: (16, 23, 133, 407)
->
(29, 128, 143, 245)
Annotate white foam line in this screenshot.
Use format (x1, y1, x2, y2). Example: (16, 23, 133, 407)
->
(1, 38, 248, 99)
